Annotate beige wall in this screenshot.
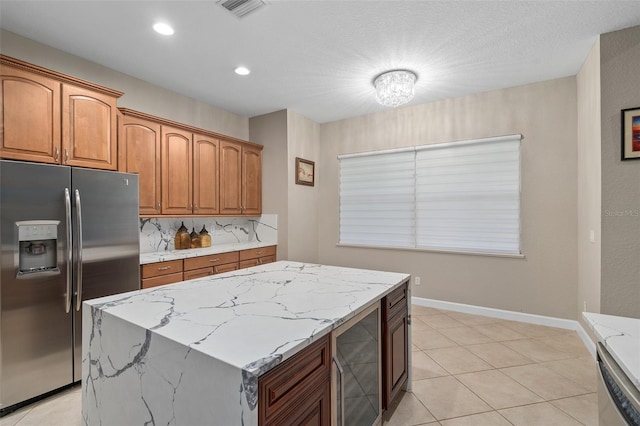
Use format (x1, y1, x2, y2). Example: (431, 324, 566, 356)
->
(286, 111, 320, 263)
(248, 110, 320, 262)
(576, 39, 602, 322)
(599, 26, 640, 317)
(318, 78, 580, 320)
(249, 110, 289, 259)
(0, 29, 249, 140)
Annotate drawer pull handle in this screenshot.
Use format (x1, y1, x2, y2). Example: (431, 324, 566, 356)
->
(157, 266, 172, 271)
(256, 251, 262, 255)
(209, 258, 220, 262)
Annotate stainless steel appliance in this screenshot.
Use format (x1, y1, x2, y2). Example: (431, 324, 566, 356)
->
(332, 302, 382, 426)
(0, 160, 140, 415)
(597, 342, 640, 426)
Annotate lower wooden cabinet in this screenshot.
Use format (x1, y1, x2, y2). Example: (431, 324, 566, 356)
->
(141, 246, 276, 288)
(183, 251, 240, 280)
(258, 335, 331, 426)
(239, 246, 277, 268)
(141, 259, 184, 289)
(266, 380, 330, 426)
(382, 282, 409, 410)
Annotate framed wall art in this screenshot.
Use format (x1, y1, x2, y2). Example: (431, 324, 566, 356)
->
(621, 106, 640, 161)
(295, 157, 315, 186)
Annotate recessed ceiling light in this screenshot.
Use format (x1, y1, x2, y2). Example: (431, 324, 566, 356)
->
(234, 66, 251, 76)
(153, 23, 174, 36)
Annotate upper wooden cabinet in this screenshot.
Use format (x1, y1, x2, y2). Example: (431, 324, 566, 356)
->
(242, 145, 262, 216)
(162, 125, 193, 215)
(0, 64, 61, 164)
(0, 56, 122, 170)
(62, 83, 118, 169)
(118, 114, 162, 215)
(220, 141, 243, 215)
(193, 134, 219, 215)
(119, 109, 261, 217)
(220, 141, 262, 216)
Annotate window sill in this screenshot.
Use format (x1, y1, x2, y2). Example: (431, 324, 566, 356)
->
(335, 243, 525, 259)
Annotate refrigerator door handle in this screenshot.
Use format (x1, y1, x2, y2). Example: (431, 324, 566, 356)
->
(64, 188, 72, 314)
(75, 189, 83, 311)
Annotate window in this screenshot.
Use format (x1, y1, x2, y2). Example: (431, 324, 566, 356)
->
(339, 135, 521, 255)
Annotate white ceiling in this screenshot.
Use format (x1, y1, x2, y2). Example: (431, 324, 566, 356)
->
(1, 1, 640, 124)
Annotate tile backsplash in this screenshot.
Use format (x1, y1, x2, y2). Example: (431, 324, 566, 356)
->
(139, 214, 278, 253)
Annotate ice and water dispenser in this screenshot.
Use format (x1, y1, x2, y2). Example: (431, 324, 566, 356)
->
(16, 221, 59, 277)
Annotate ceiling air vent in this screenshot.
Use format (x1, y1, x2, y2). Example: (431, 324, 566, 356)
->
(217, 0, 267, 18)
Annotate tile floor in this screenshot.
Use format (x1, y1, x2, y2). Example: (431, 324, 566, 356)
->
(383, 305, 597, 426)
(0, 305, 597, 426)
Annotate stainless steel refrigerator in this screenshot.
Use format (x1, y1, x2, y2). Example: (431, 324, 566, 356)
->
(0, 159, 140, 414)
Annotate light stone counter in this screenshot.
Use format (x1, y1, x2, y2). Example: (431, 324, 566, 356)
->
(82, 261, 410, 425)
(140, 240, 276, 265)
(583, 312, 640, 390)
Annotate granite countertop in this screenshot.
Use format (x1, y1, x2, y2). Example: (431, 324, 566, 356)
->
(583, 312, 640, 390)
(86, 261, 410, 376)
(140, 241, 276, 265)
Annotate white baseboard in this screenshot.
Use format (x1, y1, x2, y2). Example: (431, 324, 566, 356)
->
(411, 296, 596, 358)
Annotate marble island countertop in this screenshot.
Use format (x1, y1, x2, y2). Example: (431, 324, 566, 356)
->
(583, 312, 640, 390)
(140, 240, 276, 265)
(82, 261, 410, 425)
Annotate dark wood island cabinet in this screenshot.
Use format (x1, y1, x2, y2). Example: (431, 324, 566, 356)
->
(382, 282, 409, 410)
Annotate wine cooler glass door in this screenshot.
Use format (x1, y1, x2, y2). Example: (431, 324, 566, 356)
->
(332, 302, 382, 426)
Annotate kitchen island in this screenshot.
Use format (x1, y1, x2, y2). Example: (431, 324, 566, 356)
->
(82, 261, 410, 425)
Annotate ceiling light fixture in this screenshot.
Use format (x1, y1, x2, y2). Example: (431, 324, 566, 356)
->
(153, 23, 174, 36)
(374, 70, 417, 108)
(234, 66, 251, 76)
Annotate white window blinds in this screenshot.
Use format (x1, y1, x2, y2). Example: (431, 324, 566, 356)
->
(339, 149, 415, 247)
(415, 136, 521, 254)
(339, 135, 521, 255)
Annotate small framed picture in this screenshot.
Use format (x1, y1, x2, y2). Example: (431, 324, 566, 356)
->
(295, 157, 315, 186)
(621, 107, 640, 161)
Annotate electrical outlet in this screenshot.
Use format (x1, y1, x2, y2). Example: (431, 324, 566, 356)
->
(583, 301, 587, 312)
(415, 276, 421, 286)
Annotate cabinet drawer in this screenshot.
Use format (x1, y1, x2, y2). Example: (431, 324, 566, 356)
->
(384, 282, 408, 321)
(239, 259, 259, 269)
(183, 267, 213, 280)
(141, 272, 183, 289)
(239, 255, 275, 270)
(239, 245, 276, 261)
(214, 263, 238, 274)
(259, 335, 331, 424)
(184, 251, 239, 271)
(141, 260, 183, 279)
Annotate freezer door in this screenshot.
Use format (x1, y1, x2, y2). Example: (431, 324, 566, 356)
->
(0, 160, 73, 412)
(71, 168, 140, 382)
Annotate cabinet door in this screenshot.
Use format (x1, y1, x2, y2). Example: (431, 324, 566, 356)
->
(219, 141, 243, 215)
(382, 283, 408, 410)
(118, 115, 161, 215)
(62, 83, 117, 170)
(242, 145, 262, 216)
(193, 134, 219, 215)
(267, 381, 330, 426)
(259, 335, 331, 425)
(0, 64, 61, 164)
(383, 311, 408, 410)
(161, 126, 192, 215)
